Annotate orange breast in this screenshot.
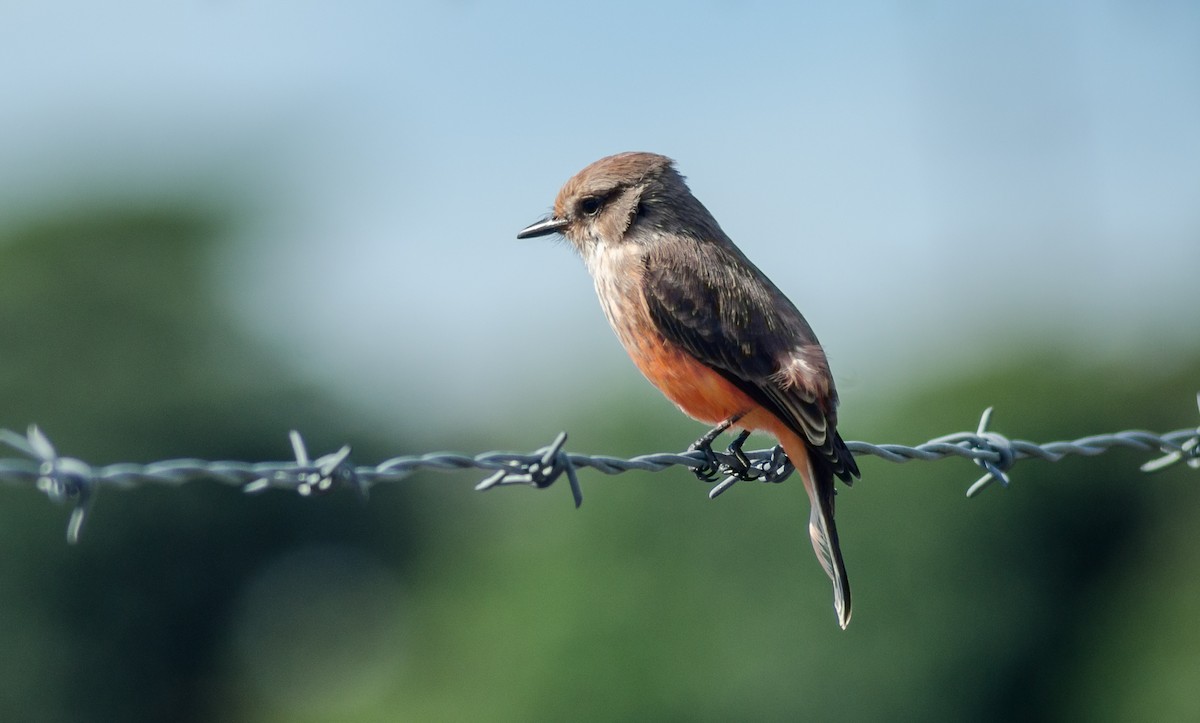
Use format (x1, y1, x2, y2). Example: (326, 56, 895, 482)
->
(588, 243, 791, 434)
(625, 336, 758, 425)
(591, 274, 758, 427)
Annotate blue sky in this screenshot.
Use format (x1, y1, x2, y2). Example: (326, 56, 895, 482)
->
(2, 1, 1197, 431)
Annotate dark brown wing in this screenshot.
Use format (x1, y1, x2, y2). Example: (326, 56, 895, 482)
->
(642, 236, 859, 483)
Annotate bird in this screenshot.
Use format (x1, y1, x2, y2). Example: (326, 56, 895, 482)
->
(518, 152, 860, 628)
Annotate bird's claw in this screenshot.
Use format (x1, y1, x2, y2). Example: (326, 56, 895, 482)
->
(721, 430, 761, 481)
(687, 439, 725, 482)
(689, 429, 761, 483)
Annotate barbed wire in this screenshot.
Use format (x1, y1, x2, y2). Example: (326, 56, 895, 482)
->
(1, 396, 1197, 543)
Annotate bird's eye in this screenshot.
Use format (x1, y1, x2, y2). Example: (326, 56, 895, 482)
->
(579, 196, 602, 217)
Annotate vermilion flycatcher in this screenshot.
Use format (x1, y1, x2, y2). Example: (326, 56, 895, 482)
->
(518, 152, 860, 628)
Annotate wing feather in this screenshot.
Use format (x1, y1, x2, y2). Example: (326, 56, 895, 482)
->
(642, 237, 859, 483)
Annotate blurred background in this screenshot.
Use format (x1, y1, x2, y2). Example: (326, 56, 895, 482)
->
(1, 2, 1198, 721)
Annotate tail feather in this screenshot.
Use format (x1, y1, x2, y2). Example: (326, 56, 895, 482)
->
(807, 465, 851, 629)
(779, 429, 852, 629)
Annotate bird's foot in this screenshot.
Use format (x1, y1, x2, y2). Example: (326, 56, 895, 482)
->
(688, 415, 739, 482)
(688, 438, 724, 482)
(688, 425, 761, 483)
(723, 429, 761, 481)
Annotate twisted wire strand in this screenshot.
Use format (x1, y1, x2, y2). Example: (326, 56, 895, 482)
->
(1, 398, 1197, 543)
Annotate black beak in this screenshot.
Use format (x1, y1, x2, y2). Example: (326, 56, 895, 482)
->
(517, 216, 569, 239)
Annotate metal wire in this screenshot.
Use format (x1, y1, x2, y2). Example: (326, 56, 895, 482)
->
(1, 396, 1197, 543)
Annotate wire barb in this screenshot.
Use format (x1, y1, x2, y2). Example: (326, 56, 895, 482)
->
(706, 441, 795, 500)
(1140, 393, 1200, 473)
(475, 431, 582, 508)
(956, 407, 1017, 497)
(1, 426, 97, 544)
(1, 396, 1197, 541)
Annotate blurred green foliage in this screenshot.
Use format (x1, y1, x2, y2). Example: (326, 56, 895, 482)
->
(0, 206, 1196, 722)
